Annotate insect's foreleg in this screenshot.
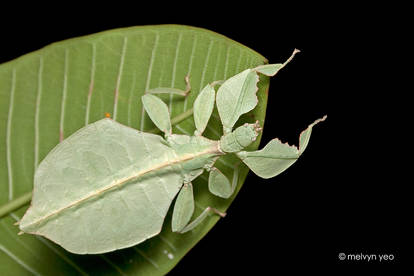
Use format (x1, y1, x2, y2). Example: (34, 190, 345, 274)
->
(146, 75, 191, 96)
(235, 115, 326, 179)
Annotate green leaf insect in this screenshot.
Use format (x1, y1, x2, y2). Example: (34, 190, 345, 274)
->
(18, 49, 326, 254)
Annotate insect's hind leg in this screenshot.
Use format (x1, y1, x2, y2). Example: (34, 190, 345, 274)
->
(171, 181, 226, 234)
(178, 206, 226, 234)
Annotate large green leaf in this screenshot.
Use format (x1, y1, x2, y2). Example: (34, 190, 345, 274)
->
(0, 25, 269, 275)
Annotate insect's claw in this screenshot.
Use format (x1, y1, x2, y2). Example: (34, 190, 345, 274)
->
(184, 74, 191, 96)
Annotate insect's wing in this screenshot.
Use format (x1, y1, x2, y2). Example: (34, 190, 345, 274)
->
(193, 84, 215, 135)
(216, 69, 259, 133)
(19, 118, 182, 254)
(142, 94, 172, 135)
(236, 116, 326, 179)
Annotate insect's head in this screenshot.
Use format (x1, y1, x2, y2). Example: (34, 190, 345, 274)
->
(234, 120, 262, 148)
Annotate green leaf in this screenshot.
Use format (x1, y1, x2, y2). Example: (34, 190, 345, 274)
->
(0, 25, 269, 275)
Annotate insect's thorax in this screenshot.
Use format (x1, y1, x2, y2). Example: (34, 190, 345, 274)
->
(167, 134, 223, 182)
(219, 122, 262, 153)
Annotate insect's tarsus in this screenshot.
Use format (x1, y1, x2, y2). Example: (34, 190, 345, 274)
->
(207, 207, 226, 218)
(183, 74, 191, 96)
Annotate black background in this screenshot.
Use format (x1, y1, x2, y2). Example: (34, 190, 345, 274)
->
(0, 3, 408, 274)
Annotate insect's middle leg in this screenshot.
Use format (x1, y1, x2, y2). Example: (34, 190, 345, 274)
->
(172, 181, 226, 234)
(146, 75, 191, 96)
(141, 75, 194, 137)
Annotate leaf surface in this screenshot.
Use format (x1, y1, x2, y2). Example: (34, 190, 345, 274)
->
(0, 25, 269, 275)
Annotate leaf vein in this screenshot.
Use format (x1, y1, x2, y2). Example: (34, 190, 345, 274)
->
(140, 32, 159, 131)
(183, 35, 197, 111)
(99, 255, 127, 276)
(199, 40, 213, 89)
(6, 69, 16, 200)
(169, 32, 182, 114)
(59, 49, 69, 142)
(235, 48, 243, 73)
(175, 125, 191, 135)
(133, 248, 159, 270)
(158, 234, 177, 251)
(127, 71, 137, 126)
(113, 37, 128, 121)
(0, 244, 42, 276)
(85, 43, 96, 125)
(224, 46, 230, 79)
(34, 57, 43, 169)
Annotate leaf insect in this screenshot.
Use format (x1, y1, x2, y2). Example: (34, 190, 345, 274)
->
(18, 49, 326, 254)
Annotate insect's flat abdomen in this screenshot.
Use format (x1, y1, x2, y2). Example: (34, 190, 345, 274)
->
(34, 169, 182, 254)
(20, 119, 183, 254)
